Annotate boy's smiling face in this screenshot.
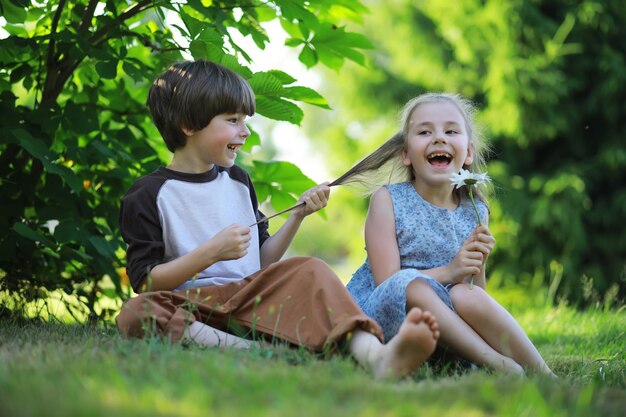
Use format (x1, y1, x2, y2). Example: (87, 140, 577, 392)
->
(178, 112, 250, 172)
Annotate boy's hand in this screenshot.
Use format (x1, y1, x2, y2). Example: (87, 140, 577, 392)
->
(293, 182, 330, 218)
(212, 224, 251, 261)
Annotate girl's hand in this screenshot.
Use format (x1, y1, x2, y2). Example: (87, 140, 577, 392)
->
(211, 224, 251, 261)
(293, 182, 330, 218)
(471, 225, 495, 270)
(448, 236, 486, 284)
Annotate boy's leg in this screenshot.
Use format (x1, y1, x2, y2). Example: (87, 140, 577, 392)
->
(215, 256, 385, 351)
(116, 287, 248, 345)
(116, 290, 194, 341)
(183, 321, 257, 349)
(115, 258, 378, 349)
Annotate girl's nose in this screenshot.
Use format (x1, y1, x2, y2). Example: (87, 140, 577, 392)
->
(433, 131, 447, 143)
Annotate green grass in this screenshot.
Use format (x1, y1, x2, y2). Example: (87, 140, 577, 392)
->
(1, 303, 624, 417)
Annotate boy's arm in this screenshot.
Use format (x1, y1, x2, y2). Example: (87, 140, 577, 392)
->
(144, 224, 251, 292)
(121, 176, 253, 292)
(259, 183, 330, 267)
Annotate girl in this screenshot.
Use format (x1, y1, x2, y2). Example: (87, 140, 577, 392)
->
(343, 93, 555, 376)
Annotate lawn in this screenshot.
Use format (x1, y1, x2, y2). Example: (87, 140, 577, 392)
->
(0, 300, 624, 417)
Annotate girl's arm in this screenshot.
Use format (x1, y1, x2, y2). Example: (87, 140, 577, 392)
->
(365, 187, 403, 286)
(260, 183, 330, 267)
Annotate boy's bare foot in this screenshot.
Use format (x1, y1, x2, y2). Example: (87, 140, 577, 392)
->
(374, 307, 439, 380)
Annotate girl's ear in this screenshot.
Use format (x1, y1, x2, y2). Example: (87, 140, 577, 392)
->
(464, 143, 475, 166)
(181, 126, 195, 136)
(401, 148, 412, 166)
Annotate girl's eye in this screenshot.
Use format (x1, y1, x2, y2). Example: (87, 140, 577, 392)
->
(446, 130, 459, 135)
(418, 130, 430, 135)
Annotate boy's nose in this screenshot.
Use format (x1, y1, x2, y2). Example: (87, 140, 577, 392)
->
(240, 124, 251, 138)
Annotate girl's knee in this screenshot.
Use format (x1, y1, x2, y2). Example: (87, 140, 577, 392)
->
(450, 284, 491, 318)
(406, 278, 436, 306)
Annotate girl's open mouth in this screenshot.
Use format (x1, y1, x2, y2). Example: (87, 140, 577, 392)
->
(427, 152, 452, 168)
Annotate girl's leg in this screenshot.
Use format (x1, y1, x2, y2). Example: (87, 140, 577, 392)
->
(349, 307, 439, 380)
(450, 284, 556, 377)
(407, 280, 524, 375)
(183, 321, 258, 349)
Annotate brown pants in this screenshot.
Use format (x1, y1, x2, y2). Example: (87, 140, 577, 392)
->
(116, 257, 383, 352)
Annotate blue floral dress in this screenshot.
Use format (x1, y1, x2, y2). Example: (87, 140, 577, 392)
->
(347, 182, 488, 341)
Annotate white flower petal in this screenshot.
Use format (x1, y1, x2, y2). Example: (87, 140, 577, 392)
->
(449, 169, 491, 188)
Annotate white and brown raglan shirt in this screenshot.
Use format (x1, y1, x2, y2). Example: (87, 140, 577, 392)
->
(119, 165, 270, 293)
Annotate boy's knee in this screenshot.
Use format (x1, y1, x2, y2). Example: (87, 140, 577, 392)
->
(116, 296, 150, 338)
(290, 257, 336, 280)
(290, 256, 331, 270)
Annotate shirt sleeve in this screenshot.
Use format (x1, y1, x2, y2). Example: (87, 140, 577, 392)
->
(255, 208, 270, 247)
(119, 176, 166, 293)
(240, 169, 270, 247)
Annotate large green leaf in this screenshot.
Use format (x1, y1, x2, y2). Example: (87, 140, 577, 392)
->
(282, 86, 331, 109)
(252, 160, 317, 195)
(249, 72, 285, 95)
(255, 96, 303, 124)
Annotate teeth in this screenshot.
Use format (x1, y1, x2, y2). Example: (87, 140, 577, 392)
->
(428, 152, 451, 159)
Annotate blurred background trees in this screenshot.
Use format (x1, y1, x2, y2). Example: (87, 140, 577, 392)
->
(1, 0, 624, 320)
(0, 0, 371, 320)
(292, 0, 625, 307)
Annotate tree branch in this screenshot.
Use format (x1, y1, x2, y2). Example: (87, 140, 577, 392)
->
(89, 0, 153, 45)
(94, 29, 185, 53)
(41, 0, 157, 104)
(46, 0, 67, 67)
(77, 0, 100, 33)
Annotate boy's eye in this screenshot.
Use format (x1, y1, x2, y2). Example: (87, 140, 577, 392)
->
(418, 130, 430, 135)
(446, 130, 459, 135)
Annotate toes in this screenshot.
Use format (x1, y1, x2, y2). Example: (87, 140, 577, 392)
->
(406, 307, 424, 322)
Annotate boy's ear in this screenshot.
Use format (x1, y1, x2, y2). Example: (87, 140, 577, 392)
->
(181, 126, 195, 137)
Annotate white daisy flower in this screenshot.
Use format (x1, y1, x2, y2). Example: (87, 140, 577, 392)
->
(450, 169, 491, 289)
(450, 169, 491, 189)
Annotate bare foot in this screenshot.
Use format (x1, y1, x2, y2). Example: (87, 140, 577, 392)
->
(374, 307, 439, 380)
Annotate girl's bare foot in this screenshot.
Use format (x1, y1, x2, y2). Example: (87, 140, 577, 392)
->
(374, 307, 439, 379)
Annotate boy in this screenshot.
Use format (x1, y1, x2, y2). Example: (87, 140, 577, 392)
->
(116, 60, 439, 379)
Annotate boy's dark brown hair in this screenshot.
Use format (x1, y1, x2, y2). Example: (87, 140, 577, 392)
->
(147, 60, 256, 152)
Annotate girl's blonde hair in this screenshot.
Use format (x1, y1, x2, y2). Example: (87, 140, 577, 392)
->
(331, 92, 491, 203)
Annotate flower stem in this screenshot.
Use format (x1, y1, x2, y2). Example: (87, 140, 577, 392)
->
(468, 187, 482, 226)
(468, 187, 481, 289)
